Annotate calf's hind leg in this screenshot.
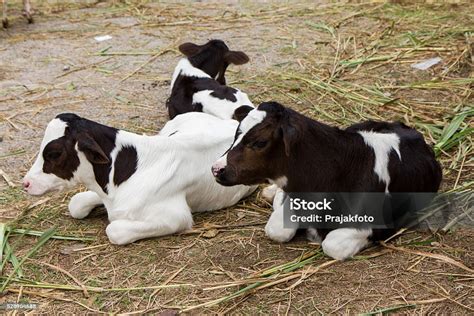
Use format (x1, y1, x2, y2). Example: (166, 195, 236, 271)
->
(106, 203, 193, 245)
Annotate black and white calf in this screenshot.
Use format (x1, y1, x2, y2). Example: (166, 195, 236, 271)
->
(166, 39, 255, 120)
(212, 102, 442, 260)
(2, 0, 33, 28)
(23, 113, 256, 244)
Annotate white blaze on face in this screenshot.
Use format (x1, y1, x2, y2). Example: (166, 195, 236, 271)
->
(212, 109, 267, 172)
(23, 118, 70, 196)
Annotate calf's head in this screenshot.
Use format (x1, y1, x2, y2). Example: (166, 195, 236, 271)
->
(179, 39, 249, 85)
(212, 102, 298, 187)
(23, 113, 112, 195)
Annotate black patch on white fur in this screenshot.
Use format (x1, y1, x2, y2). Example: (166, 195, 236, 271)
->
(210, 88, 237, 102)
(167, 76, 239, 118)
(113, 146, 138, 186)
(232, 105, 254, 122)
(42, 135, 80, 180)
(54, 113, 118, 194)
(193, 102, 203, 112)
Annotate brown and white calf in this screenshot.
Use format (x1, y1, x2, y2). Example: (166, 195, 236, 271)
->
(2, 0, 32, 28)
(166, 39, 254, 120)
(212, 102, 442, 260)
(23, 112, 256, 245)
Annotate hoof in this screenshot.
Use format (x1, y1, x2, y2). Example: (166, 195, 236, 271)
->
(2, 19, 8, 28)
(22, 12, 34, 24)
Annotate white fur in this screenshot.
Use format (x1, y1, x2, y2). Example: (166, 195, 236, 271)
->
(238, 109, 267, 139)
(358, 131, 401, 193)
(261, 184, 279, 203)
(25, 112, 257, 244)
(69, 191, 103, 219)
(264, 188, 297, 242)
(24, 119, 76, 195)
(268, 176, 288, 189)
(321, 228, 372, 260)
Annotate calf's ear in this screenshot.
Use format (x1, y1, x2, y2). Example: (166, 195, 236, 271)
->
(233, 105, 254, 122)
(77, 133, 109, 164)
(281, 123, 298, 157)
(224, 51, 249, 65)
(179, 42, 201, 57)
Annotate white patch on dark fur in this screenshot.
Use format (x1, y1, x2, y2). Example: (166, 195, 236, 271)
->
(358, 131, 401, 192)
(213, 109, 266, 170)
(234, 109, 267, 147)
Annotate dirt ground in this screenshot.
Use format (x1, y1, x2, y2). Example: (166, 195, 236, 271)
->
(0, 1, 473, 314)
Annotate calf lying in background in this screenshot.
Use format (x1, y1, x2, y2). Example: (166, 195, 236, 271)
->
(2, 0, 33, 28)
(212, 102, 442, 260)
(23, 113, 256, 245)
(166, 39, 255, 120)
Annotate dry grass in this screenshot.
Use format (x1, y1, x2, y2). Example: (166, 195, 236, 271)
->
(0, 0, 473, 314)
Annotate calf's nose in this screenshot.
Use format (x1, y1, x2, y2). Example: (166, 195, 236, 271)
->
(23, 180, 31, 190)
(211, 165, 224, 177)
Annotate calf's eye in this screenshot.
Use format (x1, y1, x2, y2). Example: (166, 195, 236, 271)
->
(45, 150, 62, 161)
(252, 141, 268, 149)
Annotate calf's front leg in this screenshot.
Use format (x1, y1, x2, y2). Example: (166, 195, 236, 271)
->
(321, 228, 372, 260)
(265, 188, 297, 242)
(69, 191, 103, 219)
(261, 184, 278, 203)
(105, 203, 193, 245)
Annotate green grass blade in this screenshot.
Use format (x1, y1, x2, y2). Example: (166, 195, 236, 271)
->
(434, 109, 474, 155)
(305, 21, 336, 38)
(6, 227, 94, 241)
(438, 128, 473, 153)
(4, 242, 23, 278)
(436, 113, 468, 147)
(0, 223, 5, 265)
(1, 227, 56, 292)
